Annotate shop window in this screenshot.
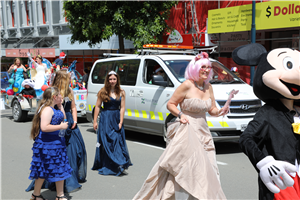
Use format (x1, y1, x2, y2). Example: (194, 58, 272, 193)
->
(271, 30, 299, 49)
(25, 1, 30, 25)
(65, 11, 68, 22)
(42, 1, 47, 24)
(11, 1, 14, 27)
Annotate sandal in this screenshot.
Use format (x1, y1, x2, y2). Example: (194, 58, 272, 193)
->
(56, 195, 69, 200)
(31, 193, 46, 200)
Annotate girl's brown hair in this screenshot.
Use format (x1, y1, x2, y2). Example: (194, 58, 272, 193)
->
(30, 87, 60, 140)
(52, 69, 73, 101)
(14, 58, 21, 66)
(97, 72, 121, 102)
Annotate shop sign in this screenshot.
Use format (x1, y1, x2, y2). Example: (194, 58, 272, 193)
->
(161, 30, 193, 46)
(208, 1, 300, 34)
(167, 30, 183, 43)
(5, 48, 56, 58)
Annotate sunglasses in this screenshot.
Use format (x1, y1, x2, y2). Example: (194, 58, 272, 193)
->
(200, 66, 212, 71)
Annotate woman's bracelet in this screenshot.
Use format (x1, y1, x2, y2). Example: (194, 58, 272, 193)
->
(178, 111, 183, 119)
(74, 121, 77, 124)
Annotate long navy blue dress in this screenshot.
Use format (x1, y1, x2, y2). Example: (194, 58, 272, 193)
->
(26, 101, 87, 192)
(28, 107, 72, 182)
(91, 96, 132, 176)
(63, 101, 87, 190)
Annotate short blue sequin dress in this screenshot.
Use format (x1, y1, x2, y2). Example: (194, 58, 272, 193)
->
(28, 107, 72, 182)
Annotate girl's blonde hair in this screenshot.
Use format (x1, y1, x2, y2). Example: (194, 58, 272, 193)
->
(30, 87, 60, 140)
(97, 73, 121, 102)
(52, 69, 73, 101)
(36, 55, 43, 61)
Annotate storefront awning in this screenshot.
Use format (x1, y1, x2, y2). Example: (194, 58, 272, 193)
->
(59, 34, 134, 50)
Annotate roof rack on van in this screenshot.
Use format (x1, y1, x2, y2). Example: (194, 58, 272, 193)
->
(103, 53, 138, 58)
(138, 49, 197, 55)
(195, 46, 218, 54)
(139, 44, 218, 55)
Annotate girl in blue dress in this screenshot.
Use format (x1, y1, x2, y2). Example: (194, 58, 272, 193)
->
(52, 69, 87, 191)
(29, 87, 72, 200)
(7, 58, 28, 93)
(92, 71, 132, 176)
(26, 70, 87, 193)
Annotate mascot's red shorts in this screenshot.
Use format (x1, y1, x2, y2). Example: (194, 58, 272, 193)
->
(274, 174, 300, 200)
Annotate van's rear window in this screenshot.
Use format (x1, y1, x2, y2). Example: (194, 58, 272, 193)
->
(91, 59, 140, 86)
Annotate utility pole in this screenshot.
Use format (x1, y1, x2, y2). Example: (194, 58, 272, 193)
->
(250, 0, 256, 86)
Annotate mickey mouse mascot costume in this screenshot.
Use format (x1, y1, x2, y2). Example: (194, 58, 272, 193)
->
(232, 43, 300, 200)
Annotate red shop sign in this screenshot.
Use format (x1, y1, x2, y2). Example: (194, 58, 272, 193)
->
(6, 48, 56, 58)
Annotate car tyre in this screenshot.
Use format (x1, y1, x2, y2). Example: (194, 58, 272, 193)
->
(12, 100, 28, 122)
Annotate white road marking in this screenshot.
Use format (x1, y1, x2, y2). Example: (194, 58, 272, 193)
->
(132, 141, 166, 150)
(132, 141, 229, 165)
(216, 161, 228, 165)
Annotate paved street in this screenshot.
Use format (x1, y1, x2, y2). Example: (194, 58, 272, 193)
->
(1, 109, 258, 200)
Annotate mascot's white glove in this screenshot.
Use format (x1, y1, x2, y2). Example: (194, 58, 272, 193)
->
(256, 156, 297, 193)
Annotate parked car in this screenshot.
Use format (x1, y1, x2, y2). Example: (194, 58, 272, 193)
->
(1, 71, 10, 89)
(86, 50, 262, 141)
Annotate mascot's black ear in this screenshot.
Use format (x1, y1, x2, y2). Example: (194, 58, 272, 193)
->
(232, 43, 267, 66)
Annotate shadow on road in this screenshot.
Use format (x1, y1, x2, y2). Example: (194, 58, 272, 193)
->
(85, 127, 96, 133)
(215, 141, 242, 154)
(124, 130, 242, 154)
(39, 190, 73, 200)
(125, 131, 166, 149)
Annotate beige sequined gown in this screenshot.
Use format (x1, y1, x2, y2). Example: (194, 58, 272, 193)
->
(133, 98, 227, 200)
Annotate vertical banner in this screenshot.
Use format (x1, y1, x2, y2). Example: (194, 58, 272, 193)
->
(73, 90, 87, 111)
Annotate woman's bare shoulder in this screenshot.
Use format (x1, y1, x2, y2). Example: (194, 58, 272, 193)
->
(181, 80, 193, 89)
(207, 83, 213, 92)
(207, 82, 212, 88)
(41, 106, 53, 115)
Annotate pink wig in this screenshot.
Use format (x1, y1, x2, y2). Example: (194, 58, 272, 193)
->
(184, 52, 213, 84)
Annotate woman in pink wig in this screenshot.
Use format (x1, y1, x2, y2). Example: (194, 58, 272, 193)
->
(133, 52, 228, 200)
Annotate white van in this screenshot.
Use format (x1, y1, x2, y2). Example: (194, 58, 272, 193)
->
(86, 50, 261, 141)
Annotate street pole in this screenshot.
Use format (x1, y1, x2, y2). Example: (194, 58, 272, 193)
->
(250, 0, 256, 86)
